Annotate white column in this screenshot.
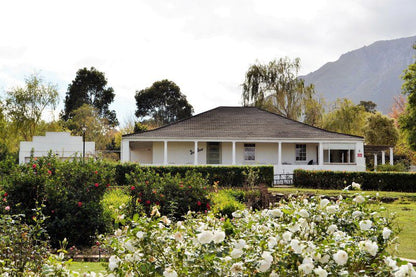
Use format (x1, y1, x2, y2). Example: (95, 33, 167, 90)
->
(390, 147, 394, 165)
(163, 140, 168, 165)
(381, 151, 386, 165)
(232, 141, 236, 165)
(374, 153, 378, 171)
(278, 142, 282, 166)
(194, 141, 198, 165)
(318, 142, 324, 165)
(121, 140, 130, 162)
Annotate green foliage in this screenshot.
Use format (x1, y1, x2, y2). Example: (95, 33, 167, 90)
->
(115, 164, 274, 187)
(359, 100, 377, 113)
(364, 112, 399, 146)
(294, 169, 416, 192)
(209, 189, 246, 218)
(101, 188, 131, 229)
(2, 156, 115, 247)
(376, 163, 408, 172)
(4, 73, 59, 141)
(0, 206, 50, 275)
(126, 169, 210, 219)
(135, 79, 194, 126)
(62, 67, 118, 126)
(322, 98, 368, 136)
(242, 57, 315, 120)
(399, 44, 416, 151)
(303, 95, 325, 127)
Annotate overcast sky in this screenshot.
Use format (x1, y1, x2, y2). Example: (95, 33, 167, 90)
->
(0, 0, 415, 125)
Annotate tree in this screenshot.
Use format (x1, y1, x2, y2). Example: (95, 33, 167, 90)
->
(5, 74, 59, 141)
(389, 95, 407, 127)
(135, 80, 194, 126)
(399, 44, 416, 150)
(303, 95, 326, 127)
(242, 57, 315, 120)
(321, 98, 368, 136)
(363, 112, 398, 145)
(62, 67, 118, 126)
(359, 101, 377, 113)
(65, 104, 115, 151)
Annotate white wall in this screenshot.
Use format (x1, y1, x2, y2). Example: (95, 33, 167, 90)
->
(19, 132, 95, 164)
(281, 143, 318, 165)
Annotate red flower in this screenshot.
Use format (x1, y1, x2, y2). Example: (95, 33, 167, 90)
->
(145, 200, 151, 205)
(48, 170, 52, 175)
(145, 180, 149, 185)
(51, 210, 55, 214)
(77, 201, 82, 207)
(179, 185, 184, 188)
(131, 186, 135, 190)
(155, 201, 160, 205)
(188, 186, 192, 189)
(3, 193, 7, 197)
(160, 194, 164, 198)
(96, 241, 100, 246)
(106, 184, 110, 188)
(203, 187, 207, 190)
(137, 198, 142, 203)
(206, 203, 211, 210)
(152, 190, 156, 194)
(3, 198, 6, 202)
(95, 183, 99, 187)
(197, 201, 201, 206)
(32, 164, 37, 169)
(138, 192, 142, 197)
(94, 171, 98, 174)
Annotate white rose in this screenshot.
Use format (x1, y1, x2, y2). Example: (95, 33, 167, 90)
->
(359, 240, 378, 256)
(230, 262, 244, 273)
(320, 198, 330, 208)
(333, 250, 348, 265)
(161, 216, 171, 225)
(108, 255, 120, 271)
(290, 239, 304, 254)
(262, 251, 273, 264)
(352, 182, 361, 190)
(270, 271, 279, 277)
(282, 231, 292, 242)
(125, 240, 136, 252)
(136, 231, 145, 239)
(383, 227, 392, 240)
(268, 237, 277, 249)
(234, 239, 246, 249)
(174, 232, 184, 242)
(384, 256, 397, 269)
(212, 230, 226, 243)
(114, 229, 122, 237)
(327, 224, 338, 234)
(197, 230, 213, 244)
(319, 254, 330, 264)
(326, 205, 338, 214)
(230, 248, 244, 259)
(359, 220, 373, 231)
(352, 211, 362, 218)
(163, 267, 178, 277)
(258, 260, 271, 273)
(298, 258, 314, 275)
(298, 209, 309, 218)
(314, 266, 328, 277)
(269, 208, 283, 218)
(353, 195, 365, 204)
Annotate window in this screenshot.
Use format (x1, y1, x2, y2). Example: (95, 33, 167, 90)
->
(296, 144, 306, 161)
(244, 143, 255, 161)
(207, 142, 221, 164)
(324, 149, 355, 164)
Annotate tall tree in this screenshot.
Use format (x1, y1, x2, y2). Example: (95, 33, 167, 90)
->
(5, 74, 59, 141)
(62, 67, 118, 126)
(321, 98, 368, 136)
(363, 112, 398, 146)
(359, 100, 377, 113)
(135, 80, 193, 126)
(303, 95, 326, 127)
(242, 57, 315, 120)
(399, 44, 416, 150)
(389, 95, 407, 127)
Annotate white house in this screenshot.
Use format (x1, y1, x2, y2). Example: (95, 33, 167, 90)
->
(121, 107, 366, 174)
(19, 132, 95, 164)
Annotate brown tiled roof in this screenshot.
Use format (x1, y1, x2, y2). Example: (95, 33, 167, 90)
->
(123, 106, 363, 140)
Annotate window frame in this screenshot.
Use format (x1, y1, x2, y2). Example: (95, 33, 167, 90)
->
(295, 144, 307, 161)
(244, 143, 256, 161)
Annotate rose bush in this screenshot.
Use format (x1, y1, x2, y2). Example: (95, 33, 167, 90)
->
(106, 188, 415, 276)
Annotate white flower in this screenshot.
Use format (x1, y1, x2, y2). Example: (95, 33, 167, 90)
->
(258, 260, 271, 273)
(161, 216, 171, 225)
(125, 240, 136, 252)
(108, 255, 120, 271)
(269, 208, 283, 218)
(282, 231, 292, 242)
(114, 229, 122, 237)
(230, 248, 244, 259)
(234, 239, 246, 249)
(359, 220, 373, 231)
(298, 257, 314, 274)
(394, 264, 416, 277)
(383, 227, 392, 240)
(298, 209, 309, 218)
(290, 239, 304, 254)
(352, 182, 361, 190)
(353, 195, 365, 204)
(262, 251, 273, 264)
(268, 237, 277, 249)
(163, 267, 178, 277)
(326, 205, 338, 214)
(230, 262, 244, 273)
(270, 271, 279, 277)
(174, 232, 184, 242)
(212, 230, 225, 243)
(333, 250, 348, 265)
(136, 231, 145, 239)
(384, 256, 397, 269)
(327, 224, 338, 234)
(319, 254, 330, 264)
(352, 211, 362, 218)
(320, 198, 330, 208)
(314, 266, 328, 277)
(359, 240, 379, 256)
(197, 230, 213, 244)
(232, 211, 242, 218)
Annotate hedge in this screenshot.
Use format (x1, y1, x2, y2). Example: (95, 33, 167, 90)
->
(293, 169, 416, 192)
(115, 163, 274, 187)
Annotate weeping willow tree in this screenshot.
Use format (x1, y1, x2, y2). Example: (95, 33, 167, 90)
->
(242, 57, 316, 120)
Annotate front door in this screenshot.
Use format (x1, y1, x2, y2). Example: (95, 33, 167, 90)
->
(207, 142, 221, 164)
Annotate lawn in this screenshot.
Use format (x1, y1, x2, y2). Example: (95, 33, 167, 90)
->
(270, 187, 416, 259)
(67, 262, 108, 274)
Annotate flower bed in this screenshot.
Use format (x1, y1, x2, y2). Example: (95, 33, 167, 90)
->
(106, 189, 415, 276)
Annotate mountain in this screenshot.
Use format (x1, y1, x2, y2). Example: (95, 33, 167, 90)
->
(302, 36, 416, 114)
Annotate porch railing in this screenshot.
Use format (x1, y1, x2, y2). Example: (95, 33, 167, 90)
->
(273, 173, 294, 186)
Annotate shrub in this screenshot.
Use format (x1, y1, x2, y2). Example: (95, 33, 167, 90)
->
(377, 163, 408, 172)
(126, 169, 211, 219)
(106, 191, 415, 276)
(101, 187, 131, 229)
(209, 189, 246, 218)
(115, 164, 274, 187)
(294, 169, 416, 192)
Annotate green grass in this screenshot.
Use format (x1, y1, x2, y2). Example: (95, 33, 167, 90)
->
(67, 262, 108, 274)
(270, 187, 416, 259)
